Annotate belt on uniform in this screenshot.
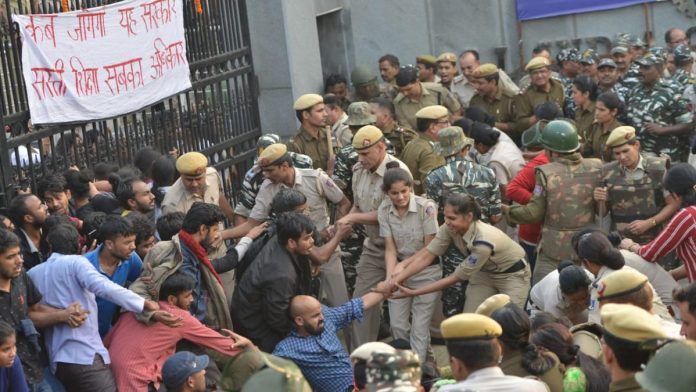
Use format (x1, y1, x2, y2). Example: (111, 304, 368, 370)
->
(497, 259, 526, 274)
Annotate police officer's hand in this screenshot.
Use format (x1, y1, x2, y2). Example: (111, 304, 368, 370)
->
(143, 300, 160, 312)
(644, 123, 665, 135)
(628, 219, 652, 235)
(391, 283, 416, 299)
(334, 221, 353, 240)
(593, 187, 608, 202)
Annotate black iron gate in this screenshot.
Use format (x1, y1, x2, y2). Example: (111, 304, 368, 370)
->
(0, 0, 260, 207)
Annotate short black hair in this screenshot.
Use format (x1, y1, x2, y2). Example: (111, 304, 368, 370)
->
(7, 194, 34, 228)
(323, 93, 345, 110)
(46, 224, 81, 255)
(673, 282, 696, 318)
(37, 175, 68, 200)
(558, 261, 591, 296)
(324, 74, 347, 92)
(446, 339, 500, 370)
(159, 272, 196, 301)
(93, 162, 120, 181)
(532, 45, 549, 55)
(416, 118, 436, 133)
(445, 194, 482, 221)
(126, 213, 156, 246)
(98, 215, 135, 242)
(369, 96, 396, 119)
(378, 54, 400, 67)
(110, 174, 141, 209)
(157, 212, 185, 241)
(276, 212, 315, 246)
(181, 202, 225, 234)
(63, 170, 92, 199)
(270, 189, 307, 217)
(133, 147, 162, 178)
(603, 332, 653, 371)
(490, 303, 531, 351)
(83, 212, 108, 244)
(0, 229, 20, 255)
(0, 321, 15, 347)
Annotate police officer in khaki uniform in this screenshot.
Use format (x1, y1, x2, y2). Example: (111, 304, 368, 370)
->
(438, 52, 475, 110)
(416, 54, 439, 83)
(600, 304, 668, 392)
(337, 125, 411, 349)
(392, 194, 531, 313)
(436, 313, 549, 392)
(287, 94, 334, 172)
(400, 105, 449, 195)
(226, 144, 352, 312)
(515, 57, 566, 132)
(393, 65, 461, 130)
(469, 64, 517, 136)
(594, 126, 679, 244)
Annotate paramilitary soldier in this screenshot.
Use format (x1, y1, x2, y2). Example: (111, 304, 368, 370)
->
(503, 120, 602, 284)
(593, 126, 679, 244)
(424, 126, 502, 316)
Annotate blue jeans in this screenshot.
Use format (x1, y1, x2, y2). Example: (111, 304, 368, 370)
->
(520, 241, 538, 274)
(30, 367, 65, 392)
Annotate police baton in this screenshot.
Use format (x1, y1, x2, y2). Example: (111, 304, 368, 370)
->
(598, 179, 609, 233)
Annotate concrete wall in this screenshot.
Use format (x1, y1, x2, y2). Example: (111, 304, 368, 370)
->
(246, 0, 696, 137)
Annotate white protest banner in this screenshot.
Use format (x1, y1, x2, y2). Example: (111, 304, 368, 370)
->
(13, 0, 191, 124)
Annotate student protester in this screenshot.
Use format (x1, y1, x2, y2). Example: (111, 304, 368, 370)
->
(673, 282, 696, 339)
(528, 260, 593, 325)
(0, 320, 29, 392)
(8, 194, 48, 270)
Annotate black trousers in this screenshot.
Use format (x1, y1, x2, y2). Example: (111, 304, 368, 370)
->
(55, 354, 117, 392)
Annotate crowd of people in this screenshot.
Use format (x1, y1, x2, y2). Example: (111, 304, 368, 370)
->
(2, 27, 696, 392)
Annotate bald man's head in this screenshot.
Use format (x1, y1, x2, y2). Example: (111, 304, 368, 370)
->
(290, 295, 325, 336)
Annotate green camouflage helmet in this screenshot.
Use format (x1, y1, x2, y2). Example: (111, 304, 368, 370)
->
(351, 65, 378, 86)
(257, 133, 281, 150)
(540, 120, 579, 153)
(367, 350, 421, 392)
(673, 44, 694, 63)
(346, 101, 376, 126)
(636, 341, 696, 392)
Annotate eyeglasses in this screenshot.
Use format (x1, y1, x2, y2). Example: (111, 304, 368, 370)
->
(436, 120, 451, 125)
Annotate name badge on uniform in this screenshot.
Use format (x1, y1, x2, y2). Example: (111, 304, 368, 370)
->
(466, 255, 478, 266)
(533, 184, 543, 196)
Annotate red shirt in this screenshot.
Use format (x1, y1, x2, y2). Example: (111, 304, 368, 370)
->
(639, 206, 696, 282)
(506, 153, 549, 244)
(104, 301, 242, 392)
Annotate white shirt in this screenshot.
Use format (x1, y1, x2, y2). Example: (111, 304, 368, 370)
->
(529, 268, 594, 323)
(439, 367, 549, 392)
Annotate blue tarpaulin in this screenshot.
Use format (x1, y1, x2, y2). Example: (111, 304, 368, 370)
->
(516, 0, 657, 21)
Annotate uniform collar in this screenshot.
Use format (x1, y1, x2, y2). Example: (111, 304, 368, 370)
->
(621, 155, 645, 173)
(332, 113, 348, 132)
(375, 154, 393, 176)
(298, 126, 325, 142)
(466, 366, 504, 381)
(388, 195, 418, 216)
(460, 220, 479, 244)
(609, 375, 642, 391)
(290, 167, 303, 187)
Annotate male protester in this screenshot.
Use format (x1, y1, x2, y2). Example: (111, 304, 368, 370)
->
(369, 96, 417, 158)
(226, 143, 352, 311)
(594, 126, 679, 244)
(416, 55, 439, 83)
(514, 57, 566, 132)
(665, 27, 689, 49)
(503, 120, 602, 284)
(105, 273, 253, 392)
(324, 73, 349, 101)
(393, 65, 461, 130)
(161, 352, 208, 392)
(437, 313, 548, 391)
(400, 105, 449, 195)
(674, 282, 696, 339)
(670, 44, 695, 88)
(234, 134, 313, 224)
(579, 49, 598, 79)
(83, 215, 143, 337)
(287, 94, 334, 172)
(469, 64, 516, 135)
(626, 53, 694, 162)
(8, 194, 48, 270)
(232, 213, 316, 352)
(600, 304, 668, 392)
(324, 93, 351, 148)
(28, 224, 159, 392)
(127, 213, 157, 260)
(337, 126, 411, 348)
(556, 48, 581, 116)
(378, 54, 400, 100)
(424, 126, 501, 316)
(596, 58, 630, 103)
(272, 284, 392, 392)
(36, 175, 75, 217)
(0, 229, 87, 390)
(113, 175, 156, 217)
(351, 65, 381, 102)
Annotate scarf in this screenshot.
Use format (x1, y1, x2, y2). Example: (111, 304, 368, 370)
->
(178, 230, 223, 286)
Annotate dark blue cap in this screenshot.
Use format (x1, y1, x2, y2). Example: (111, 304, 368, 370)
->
(161, 351, 209, 388)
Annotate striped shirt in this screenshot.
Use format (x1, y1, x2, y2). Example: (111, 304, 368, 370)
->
(639, 206, 696, 282)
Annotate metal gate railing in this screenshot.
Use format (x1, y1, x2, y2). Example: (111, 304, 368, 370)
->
(0, 0, 260, 207)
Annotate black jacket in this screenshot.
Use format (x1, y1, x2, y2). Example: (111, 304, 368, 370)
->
(231, 235, 312, 352)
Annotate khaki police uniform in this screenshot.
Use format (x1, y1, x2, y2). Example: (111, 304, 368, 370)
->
(249, 167, 350, 309)
(381, 123, 417, 159)
(426, 221, 531, 312)
(394, 82, 461, 130)
(287, 126, 333, 172)
(470, 88, 517, 131)
(450, 75, 476, 109)
(162, 166, 221, 215)
(350, 152, 411, 348)
(400, 135, 445, 195)
(378, 195, 439, 361)
(514, 79, 565, 131)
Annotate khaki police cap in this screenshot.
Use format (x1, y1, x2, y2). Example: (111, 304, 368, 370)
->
(257, 143, 288, 167)
(472, 64, 499, 79)
(436, 52, 457, 64)
(176, 152, 208, 176)
(600, 303, 667, 342)
(436, 126, 473, 156)
(416, 55, 437, 66)
(441, 313, 502, 340)
(475, 294, 511, 317)
(293, 94, 323, 111)
(605, 126, 637, 149)
(350, 342, 396, 361)
(352, 125, 384, 150)
(415, 105, 449, 120)
(597, 269, 648, 301)
(525, 56, 551, 71)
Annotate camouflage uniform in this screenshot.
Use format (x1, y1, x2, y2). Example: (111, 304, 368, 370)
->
(671, 69, 694, 90)
(619, 63, 641, 91)
(626, 79, 694, 162)
(506, 152, 602, 283)
(598, 83, 630, 103)
(234, 152, 313, 218)
(424, 156, 501, 316)
(556, 48, 580, 117)
(366, 350, 421, 392)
